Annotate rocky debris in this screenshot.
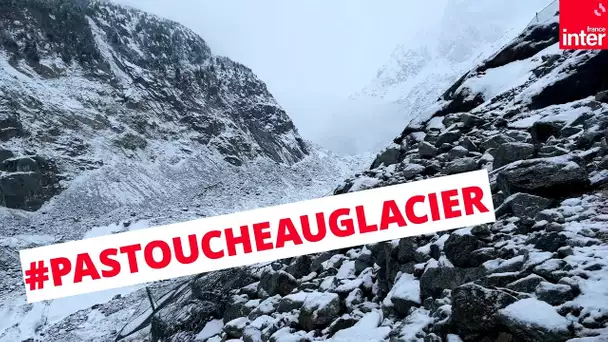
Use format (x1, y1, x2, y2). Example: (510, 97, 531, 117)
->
(496, 156, 590, 198)
(20, 8, 608, 342)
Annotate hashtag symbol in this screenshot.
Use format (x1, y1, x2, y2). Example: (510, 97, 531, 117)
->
(24, 260, 49, 291)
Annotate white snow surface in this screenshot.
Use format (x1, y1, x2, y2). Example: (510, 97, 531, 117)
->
(500, 298, 570, 331)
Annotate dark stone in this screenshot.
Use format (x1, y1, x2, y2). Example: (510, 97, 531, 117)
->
(286, 255, 312, 279)
(493, 142, 535, 168)
(460, 137, 479, 152)
(534, 232, 567, 252)
(481, 134, 516, 151)
(530, 121, 565, 144)
(444, 157, 478, 175)
(371, 146, 401, 169)
(535, 281, 576, 305)
(497, 299, 573, 342)
(0, 148, 13, 163)
(469, 247, 498, 267)
(479, 272, 522, 288)
(435, 130, 462, 147)
(354, 250, 374, 274)
(258, 270, 297, 298)
(447, 146, 469, 160)
(298, 292, 340, 330)
(534, 209, 565, 224)
(496, 156, 590, 198)
(420, 266, 485, 299)
(397, 238, 417, 263)
(471, 224, 492, 237)
(224, 295, 254, 322)
(506, 274, 546, 293)
(419, 141, 439, 158)
(444, 234, 483, 268)
(496, 193, 553, 220)
(452, 284, 518, 335)
(460, 113, 485, 128)
(327, 315, 358, 337)
(311, 252, 334, 273)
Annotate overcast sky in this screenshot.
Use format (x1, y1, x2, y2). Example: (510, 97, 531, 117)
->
(110, 0, 451, 143)
(110, 0, 546, 153)
(112, 1, 445, 98)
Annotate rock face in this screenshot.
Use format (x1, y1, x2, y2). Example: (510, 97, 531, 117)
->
(0, 0, 308, 211)
(0, 156, 61, 210)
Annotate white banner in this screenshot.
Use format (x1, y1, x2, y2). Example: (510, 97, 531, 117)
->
(20, 170, 496, 303)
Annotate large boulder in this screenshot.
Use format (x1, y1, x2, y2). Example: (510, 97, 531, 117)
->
(371, 145, 401, 169)
(452, 284, 518, 337)
(419, 141, 439, 158)
(298, 292, 340, 330)
(493, 142, 535, 168)
(258, 270, 298, 298)
(382, 273, 421, 317)
(495, 193, 553, 220)
(420, 266, 485, 299)
(497, 298, 573, 341)
(496, 156, 590, 198)
(444, 157, 478, 175)
(443, 234, 483, 268)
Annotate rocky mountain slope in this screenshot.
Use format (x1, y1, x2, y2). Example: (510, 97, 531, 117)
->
(0, 0, 310, 213)
(0, 1, 374, 340)
(35, 6, 608, 342)
(4, 2, 608, 342)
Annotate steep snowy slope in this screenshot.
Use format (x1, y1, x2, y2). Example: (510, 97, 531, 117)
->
(35, 6, 608, 342)
(0, 0, 311, 213)
(0, 1, 374, 340)
(352, 0, 553, 122)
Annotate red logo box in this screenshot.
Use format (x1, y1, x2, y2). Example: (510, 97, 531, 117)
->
(560, 0, 608, 49)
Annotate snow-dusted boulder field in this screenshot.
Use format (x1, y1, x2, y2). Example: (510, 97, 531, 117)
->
(2, 1, 608, 342)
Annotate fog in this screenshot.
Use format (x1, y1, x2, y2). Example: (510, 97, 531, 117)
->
(111, 0, 548, 154)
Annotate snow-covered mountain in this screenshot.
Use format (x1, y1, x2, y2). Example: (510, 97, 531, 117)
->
(352, 0, 553, 123)
(5, 1, 608, 342)
(0, 1, 373, 340)
(0, 0, 312, 212)
(28, 4, 606, 342)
